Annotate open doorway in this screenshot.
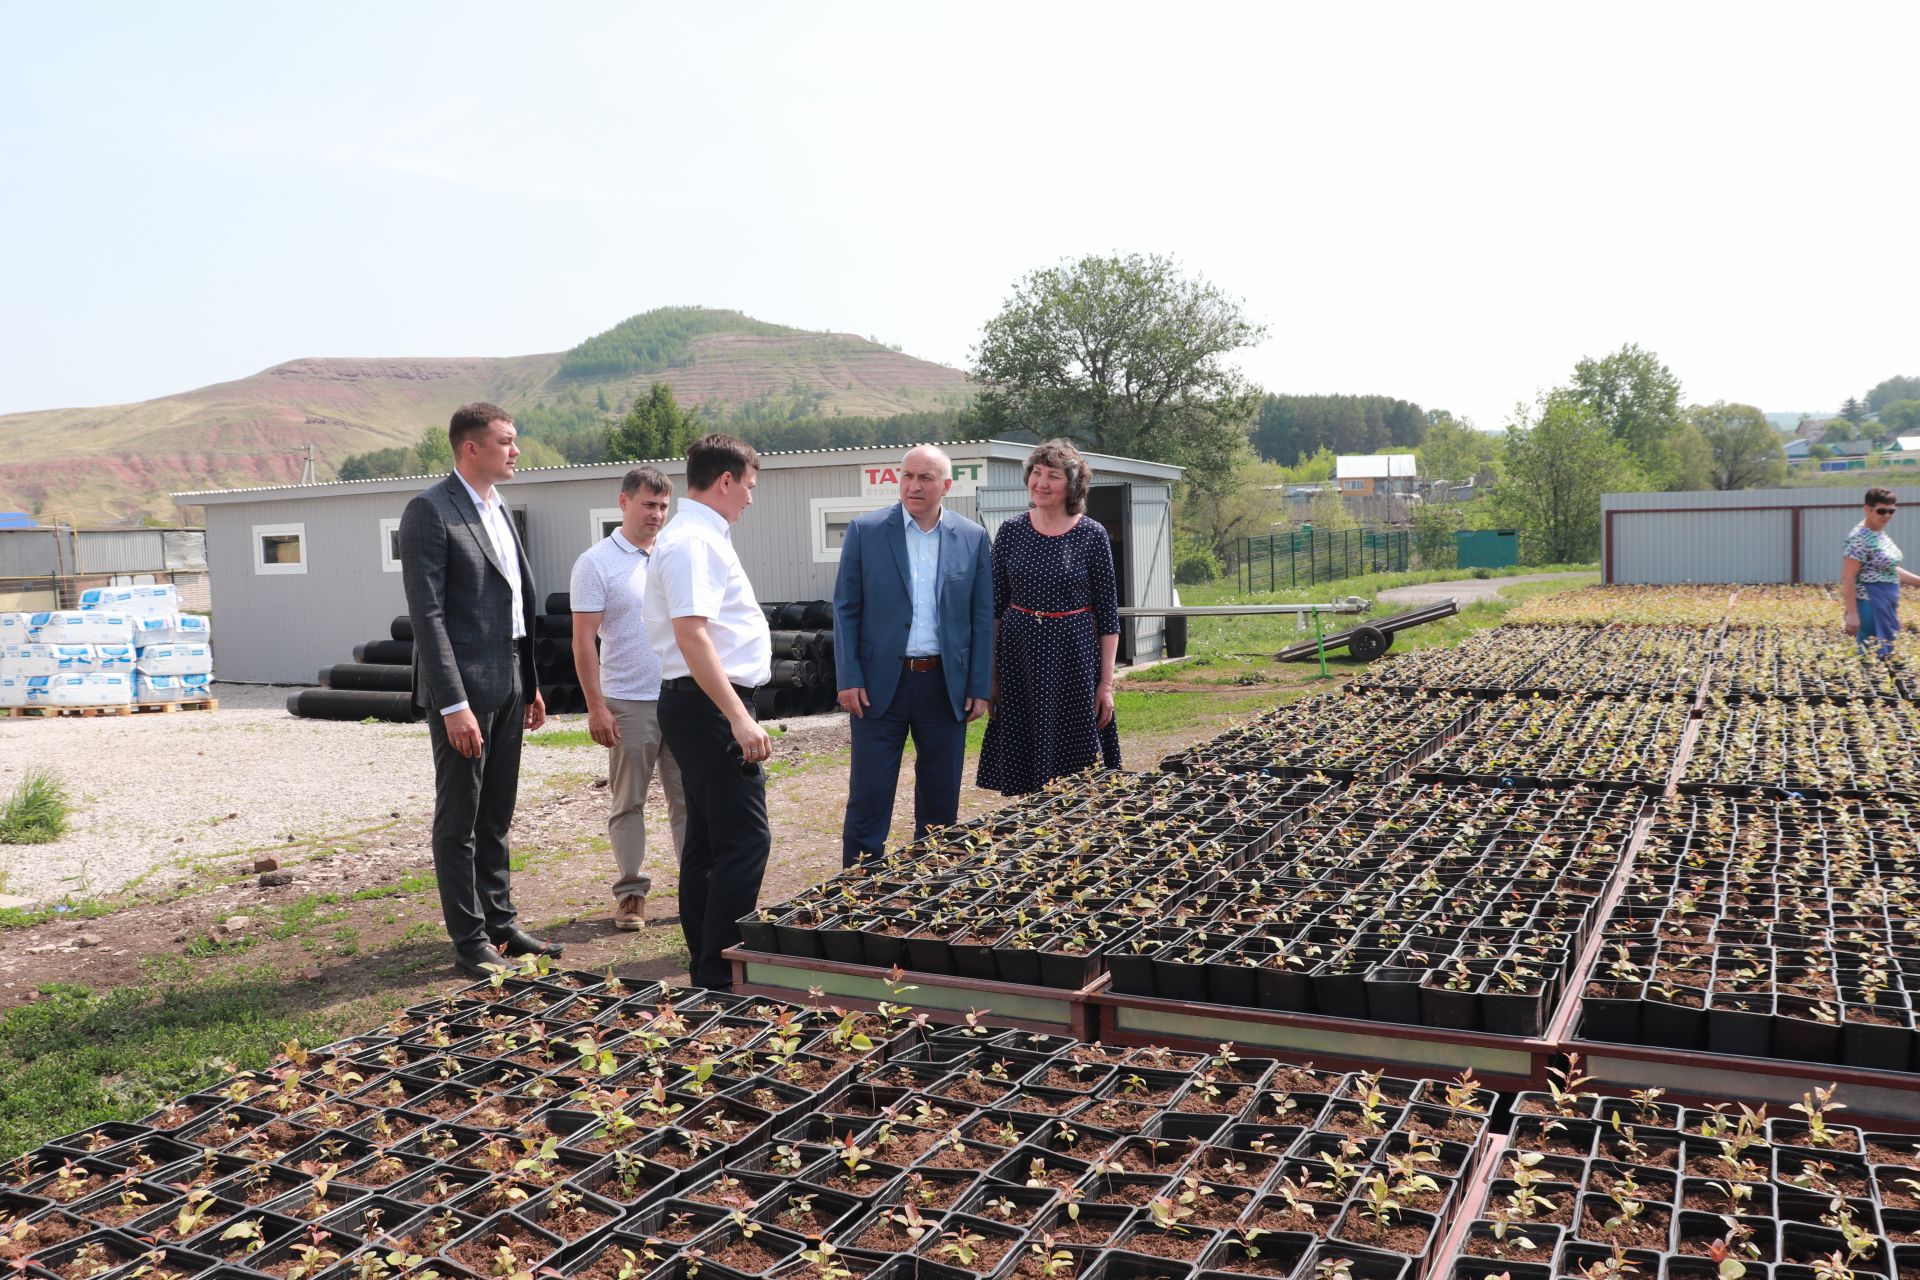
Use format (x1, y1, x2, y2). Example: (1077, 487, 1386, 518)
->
(1083, 485, 1133, 663)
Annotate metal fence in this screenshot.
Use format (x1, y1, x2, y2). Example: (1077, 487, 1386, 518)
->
(1237, 527, 1410, 593)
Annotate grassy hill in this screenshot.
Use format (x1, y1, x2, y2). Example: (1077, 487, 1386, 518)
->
(0, 309, 973, 523)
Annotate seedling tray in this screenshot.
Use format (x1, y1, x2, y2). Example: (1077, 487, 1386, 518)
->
(726, 947, 1105, 1039)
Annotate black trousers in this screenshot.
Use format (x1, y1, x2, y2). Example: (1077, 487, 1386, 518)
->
(843, 665, 967, 867)
(426, 686, 524, 950)
(658, 683, 770, 990)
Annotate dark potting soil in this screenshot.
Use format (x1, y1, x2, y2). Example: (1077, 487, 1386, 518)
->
(1121, 1229, 1210, 1261)
(857, 1220, 935, 1253)
(541, 1205, 613, 1240)
(1336, 1209, 1433, 1255)
(1463, 1234, 1554, 1263)
(707, 1236, 791, 1272)
(1578, 1203, 1671, 1250)
(1404, 1111, 1483, 1143)
(1246, 1206, 1333, 1238)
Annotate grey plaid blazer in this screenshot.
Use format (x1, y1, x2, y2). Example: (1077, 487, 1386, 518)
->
(400, 474, 539, 715)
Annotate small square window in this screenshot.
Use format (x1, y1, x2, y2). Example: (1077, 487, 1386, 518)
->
(253, 523, 307, 575)
(379, 517, 403, 573)
(809, 497, 892, 563)
(589, 508, 622, 545)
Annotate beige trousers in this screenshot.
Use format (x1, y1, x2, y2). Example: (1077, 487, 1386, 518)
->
(606, 696, 689, 900)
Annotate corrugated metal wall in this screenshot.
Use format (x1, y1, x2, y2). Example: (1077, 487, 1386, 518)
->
(1128, 483, 1172, 658)
(1603, 487, 1920, 584)
(205, 492, 417, 686)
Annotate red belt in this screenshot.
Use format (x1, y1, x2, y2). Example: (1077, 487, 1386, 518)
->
(1008, 604, 1091, 619)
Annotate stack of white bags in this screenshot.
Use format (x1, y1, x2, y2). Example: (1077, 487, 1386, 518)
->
(0, 584, 213, 709)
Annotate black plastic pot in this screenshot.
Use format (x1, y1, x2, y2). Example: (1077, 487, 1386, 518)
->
(1356, 965, 1422, 1026)
(1706, 995, 1774, 1057)
(1642, 989, 1708, 1051)
(1842, 1009, 1912, 1072)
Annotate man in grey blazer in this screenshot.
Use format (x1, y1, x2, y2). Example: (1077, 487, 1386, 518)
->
(401, 402, 562, 978)
(832, 445, 994, 866)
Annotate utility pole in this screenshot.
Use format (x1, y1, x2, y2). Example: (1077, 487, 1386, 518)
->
(298, 443, 316, 485)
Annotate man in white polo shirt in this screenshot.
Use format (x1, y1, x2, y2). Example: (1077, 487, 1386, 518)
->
(643, 432, 772, 991)
(571, 464, 688, 932)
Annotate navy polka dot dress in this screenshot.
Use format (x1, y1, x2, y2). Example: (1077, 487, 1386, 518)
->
(977, 512, 1123, 795)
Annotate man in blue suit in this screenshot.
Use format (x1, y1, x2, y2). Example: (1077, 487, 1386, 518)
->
(833, 445, 995, 866)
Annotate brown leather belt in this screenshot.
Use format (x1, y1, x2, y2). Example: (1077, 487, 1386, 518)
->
(904, 656, 941, 672)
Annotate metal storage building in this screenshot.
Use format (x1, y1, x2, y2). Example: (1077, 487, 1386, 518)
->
(1601, 486, 1920, 585)
(176, 441, 1182, 684)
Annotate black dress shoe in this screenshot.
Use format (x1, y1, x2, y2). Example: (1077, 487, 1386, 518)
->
(492, 927, 563, 959)
(454, 943, 511, 980)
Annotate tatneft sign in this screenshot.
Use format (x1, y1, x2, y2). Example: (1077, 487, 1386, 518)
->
(860, 459, 983, 498)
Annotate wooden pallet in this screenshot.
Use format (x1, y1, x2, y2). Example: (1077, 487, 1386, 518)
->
(4, 698, 217, 718)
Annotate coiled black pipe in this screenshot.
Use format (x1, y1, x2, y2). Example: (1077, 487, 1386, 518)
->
(770, 659, 813, 687)
(287, 690, 420, 722)
(355, 639, 413, 665)
(390, 616, 413, 642)
(545, 593, 571, 615)
(322, 662, 412, 692)
(535, 614, 572, 639)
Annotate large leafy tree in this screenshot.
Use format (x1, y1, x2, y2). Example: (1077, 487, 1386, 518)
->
(606, 382, 700, 462)
(1417, 413, 1500, 485)
(1688, 401, 1786, 491)
(1493, 391, 1644, 563)
(1174, 450, 1288, 564)
(1868, 376, 1920, 414)
(967, 253, 1266, 492)
(1569, 343, 1684, 486)
(1880, 400, 1920, 435)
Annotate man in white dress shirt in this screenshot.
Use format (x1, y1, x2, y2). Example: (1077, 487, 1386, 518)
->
(571, 464, 688, 931)
(643, 433, 773, 990)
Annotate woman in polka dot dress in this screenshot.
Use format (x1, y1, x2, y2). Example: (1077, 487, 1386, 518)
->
(977, 439, 1122, 795)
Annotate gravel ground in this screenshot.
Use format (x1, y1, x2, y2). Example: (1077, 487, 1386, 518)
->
(0, 683, 617, 904)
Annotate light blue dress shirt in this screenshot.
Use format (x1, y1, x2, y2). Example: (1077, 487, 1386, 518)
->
(903, 507, 943, 658)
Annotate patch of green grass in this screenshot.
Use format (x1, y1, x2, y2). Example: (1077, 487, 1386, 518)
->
(0, 769, 69, 845)
(526, 729, 598, 749)
(1134, 572, 1600, 683)
(0, 899, 116, 931)
(351, 870, 437, 902)
(0, 972, 356, 1159)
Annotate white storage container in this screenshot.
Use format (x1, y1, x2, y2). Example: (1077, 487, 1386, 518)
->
(132, 613, 213, 648)
(30, 611, 134, 645)
(35, 672, 132, 706)
(136, 642, 213, 677)
(0, 644, 59, 677)
(93, 644, 137, 672)
(78, 584, 179, 618)
(137, 673, 213, 703)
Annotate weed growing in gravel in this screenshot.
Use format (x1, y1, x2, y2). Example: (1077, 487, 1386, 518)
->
(0, 769, 69, 845)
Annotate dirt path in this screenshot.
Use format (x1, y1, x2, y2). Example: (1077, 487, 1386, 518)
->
(0, 683, 1287, 1012)
(1374, 571, 1595, 608)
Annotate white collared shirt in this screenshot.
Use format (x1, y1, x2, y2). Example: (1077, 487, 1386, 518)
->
(644, 497, 772, 687)
(903, 505, 944, 657)
(569, 528, 662, 701)
(442, 471, 527, 717)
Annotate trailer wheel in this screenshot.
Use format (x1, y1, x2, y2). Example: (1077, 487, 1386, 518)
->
(1348, 625, 1391, 662)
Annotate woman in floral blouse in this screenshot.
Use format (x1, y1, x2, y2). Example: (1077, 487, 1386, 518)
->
(1842, 486, 1920, 656)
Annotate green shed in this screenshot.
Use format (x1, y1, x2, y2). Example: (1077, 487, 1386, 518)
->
(1456, 528, 1519, 569)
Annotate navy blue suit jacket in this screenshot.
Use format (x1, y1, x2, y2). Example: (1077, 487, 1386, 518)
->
(832, 504, 994, 720)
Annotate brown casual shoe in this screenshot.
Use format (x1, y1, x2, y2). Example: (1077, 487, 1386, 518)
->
(614, 894, 646, 931)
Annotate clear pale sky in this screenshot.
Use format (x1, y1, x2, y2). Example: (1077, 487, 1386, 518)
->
(3, 2, 1913, 429)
